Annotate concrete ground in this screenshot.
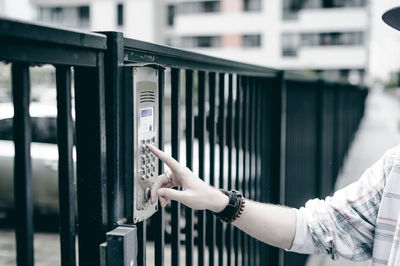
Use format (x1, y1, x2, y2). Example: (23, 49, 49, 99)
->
(306, 88, 400, 266)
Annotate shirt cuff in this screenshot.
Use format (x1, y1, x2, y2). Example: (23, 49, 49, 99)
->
(286, 208, 317, 254)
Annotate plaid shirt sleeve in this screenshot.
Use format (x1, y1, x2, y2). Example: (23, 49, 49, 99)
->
(288, 154, 387, 261)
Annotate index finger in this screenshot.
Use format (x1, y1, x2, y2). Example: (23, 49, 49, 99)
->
(147, 144, 182, 173)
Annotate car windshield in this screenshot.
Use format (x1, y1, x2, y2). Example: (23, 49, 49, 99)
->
(0, 117, 58, 144)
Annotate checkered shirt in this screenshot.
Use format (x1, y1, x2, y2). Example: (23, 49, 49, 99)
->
(289, 145, 400, 265)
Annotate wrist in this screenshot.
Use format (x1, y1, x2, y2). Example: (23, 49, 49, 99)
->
(209, 188, 229, 213)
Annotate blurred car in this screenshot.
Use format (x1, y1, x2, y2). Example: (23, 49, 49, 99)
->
(0, 102, 73, 216)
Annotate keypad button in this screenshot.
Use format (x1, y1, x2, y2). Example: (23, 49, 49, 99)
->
(146, 139, 150, 144)
(141, 175, 146, 180)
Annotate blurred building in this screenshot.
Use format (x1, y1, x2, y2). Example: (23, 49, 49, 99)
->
(2, 0, 393, 84)
(164, 0, 369, 84)
(30, 0, 162, 43)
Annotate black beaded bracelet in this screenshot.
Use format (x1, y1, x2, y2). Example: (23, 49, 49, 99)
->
(213, 190, 245, 223)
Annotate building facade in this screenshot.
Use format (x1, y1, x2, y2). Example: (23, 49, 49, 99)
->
(163, 0, 369, 83)
(30, 0, 162, 43)
(22, 0, 382, 83)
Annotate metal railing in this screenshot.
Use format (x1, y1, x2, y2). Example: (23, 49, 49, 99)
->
(0, 18, 108, 266)
(0, 18, 367, 266)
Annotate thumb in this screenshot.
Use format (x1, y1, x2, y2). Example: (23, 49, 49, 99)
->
(158, 187, 187, 203)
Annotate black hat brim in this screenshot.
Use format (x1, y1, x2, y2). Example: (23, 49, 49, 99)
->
(383, 6, 400, 31)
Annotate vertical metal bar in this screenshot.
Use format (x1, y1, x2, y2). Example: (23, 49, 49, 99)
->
(198, 71, 206, 266)
(101, 32, 125, 228)
(247, 78, 254, 266)
(185, 69, 194, 266)
(155, 68, 165, 266)
(171, 68, 181, 266)
(250, 78, 258, 266)
(56, 66, 76, 266)
(234, 76, 242, 266)
(315, 80, 324, 199)
(226, 74, 234, 266)
(247, 78, 252, 266)
(259, 78, 270, 265)
(137, 221, 146, 266)
(241, 76, 249, 266)
(74, 54, 108, 266)
(12, 63, 34, 266)
(217, 73, 226, 266)
(269, 71, 286, 266)
(254, 79, 261, 266)
(255, 79, 263, 266)
(207, 72, 217, 266)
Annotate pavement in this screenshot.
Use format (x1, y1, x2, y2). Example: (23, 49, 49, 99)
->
(306, 88, 400, 266)
(0, 229, 62, 266)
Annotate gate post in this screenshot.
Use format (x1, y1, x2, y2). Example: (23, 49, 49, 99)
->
(106, 226, 138, 266)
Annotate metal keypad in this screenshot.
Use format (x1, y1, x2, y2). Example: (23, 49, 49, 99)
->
(139, 138, 157, 181)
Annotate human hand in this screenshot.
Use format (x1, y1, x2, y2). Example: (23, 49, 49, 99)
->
(148, 144, 228, 212)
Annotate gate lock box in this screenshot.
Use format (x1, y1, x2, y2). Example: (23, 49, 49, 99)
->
(125, 65, 160, 223)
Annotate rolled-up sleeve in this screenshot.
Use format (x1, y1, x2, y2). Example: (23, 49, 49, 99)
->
(287, 155, 387, 261)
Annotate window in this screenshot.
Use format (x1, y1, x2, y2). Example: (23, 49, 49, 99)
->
(117, 4, 124, 26)
(323, 0, 366, 8)
(282, 33, 299, 57)
(39, 5, 90, 28)
(167, 5, 175, 26)
(242, 34, 261, 47)
(177, 1, 220, 14)
(243, 0, 262, 11)
(181, 36, 221, 48)
(283, 0, 366, 19)
(282, 31, 364, 57)
(302, 32, 364, 46)
(78, 6, 89, 25)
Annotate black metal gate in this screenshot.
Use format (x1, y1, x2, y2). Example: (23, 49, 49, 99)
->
(0, 19, 367, 266)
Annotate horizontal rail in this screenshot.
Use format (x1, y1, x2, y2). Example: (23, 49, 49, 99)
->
(0, 18, 107, 50)
(124, 38, 279, 77)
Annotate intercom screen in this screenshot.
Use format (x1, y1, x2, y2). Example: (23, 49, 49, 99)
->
(140, 107, 154, 132)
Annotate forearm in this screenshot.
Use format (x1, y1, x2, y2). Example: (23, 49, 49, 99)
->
(212, 195, 297, 250)
(233, 200, 296, 249)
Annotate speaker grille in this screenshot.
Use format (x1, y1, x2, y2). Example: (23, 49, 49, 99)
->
(140, 91, 155, 103)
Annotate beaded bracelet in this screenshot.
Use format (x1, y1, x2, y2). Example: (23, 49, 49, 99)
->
(213, 190, 245, 223)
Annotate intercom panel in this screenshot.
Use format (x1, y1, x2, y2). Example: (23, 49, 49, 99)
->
(131, 66, 159, 223)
